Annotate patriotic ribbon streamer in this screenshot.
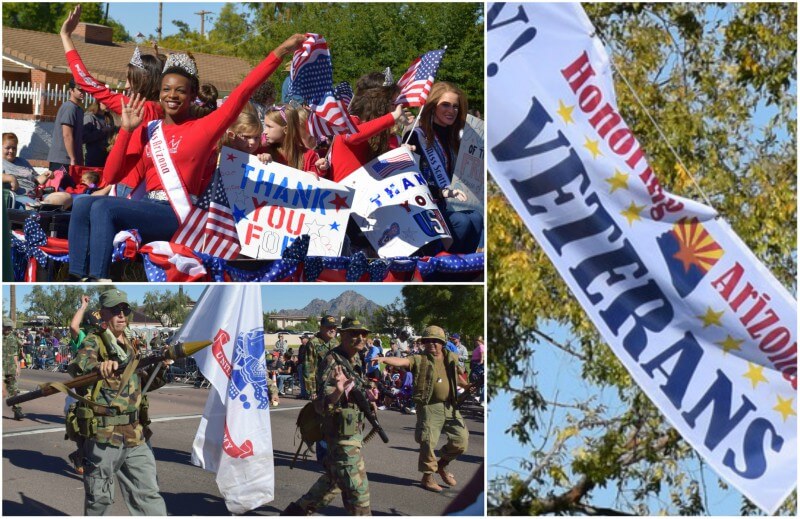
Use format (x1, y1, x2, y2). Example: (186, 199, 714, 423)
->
(112, 230, 142, 262)
(346, 251, 370, 282)
(303, 257, 324, 282)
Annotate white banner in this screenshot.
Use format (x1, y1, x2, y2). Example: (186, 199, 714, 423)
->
(450, 114, 485, 214)
(174, 286, 274, 514)
(218, 146, 354, 259)
(344, 147, 453, 257)
(487, 3, 796, 514)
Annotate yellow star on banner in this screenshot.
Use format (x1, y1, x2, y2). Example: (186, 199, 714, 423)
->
(606, 170, 629, 193)
(715, 335, 743, 355)
(557, 100, 575, 124)
(698, 307, 724, 328)
(742, 363, 768, 389)
(773, 395, 796, 422)
(620, 201, 645, 226)
(583, 137, 602, 159)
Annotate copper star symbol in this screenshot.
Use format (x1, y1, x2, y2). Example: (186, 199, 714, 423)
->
(330, 193, 350, 212)
(226, 153, 236, 162)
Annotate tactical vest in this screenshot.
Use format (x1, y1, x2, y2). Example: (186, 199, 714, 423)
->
(410, 350, 460, 407)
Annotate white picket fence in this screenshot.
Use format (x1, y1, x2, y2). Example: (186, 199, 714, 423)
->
(2, 80, 119, 116)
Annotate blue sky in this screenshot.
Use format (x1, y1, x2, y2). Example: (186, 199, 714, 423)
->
(107, 2, 236, 40)
(3, 285, 403, 314)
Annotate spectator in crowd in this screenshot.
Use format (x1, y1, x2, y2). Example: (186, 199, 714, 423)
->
(275, 352, 295, 395)
(47, 78, 85, 176)
(451, 333, 469, 370)
(83, 101, 114, 167)
(297, 334, 310, 399)
(365, 338, 383, 378)
(275, 333, 288, 354)
(2, 132, 54, 202)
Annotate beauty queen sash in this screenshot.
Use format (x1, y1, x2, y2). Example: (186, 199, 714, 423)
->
(147, 120, 194, 222)
(414, 127, 451, 189)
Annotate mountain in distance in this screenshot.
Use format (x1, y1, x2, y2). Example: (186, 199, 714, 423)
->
(273, 290, 382, 317)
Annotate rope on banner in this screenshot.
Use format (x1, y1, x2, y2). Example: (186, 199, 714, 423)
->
(592, 30, 717, 212)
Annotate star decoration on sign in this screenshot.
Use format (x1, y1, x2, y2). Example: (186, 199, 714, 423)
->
(620, 201, 645, 226)
(606, 169, 629, 193)
(232, 204, 247, 223)
(697, 307, 724, 328)
(226, 153, 236, 162)
(583, 137, 602, 159)
(556, 100, 575, 125)
(303, 219, 324, 237)
(329, 221, 340, 231)
(742, 362, 768, 389)
(773, 395, 796, 422)
(715, 335, 743, 355)
(330, 193, 350, 212)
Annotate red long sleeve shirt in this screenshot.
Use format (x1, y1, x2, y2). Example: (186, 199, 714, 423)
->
(328, 113, 397, 183)
(67, 49, 164, 121)
(103, 53, 283, 196)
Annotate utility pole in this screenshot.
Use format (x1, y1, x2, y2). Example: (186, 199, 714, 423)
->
(195, 10, 212, 38)
(9, 285, 16, 325)
(157, 2, 163, 43)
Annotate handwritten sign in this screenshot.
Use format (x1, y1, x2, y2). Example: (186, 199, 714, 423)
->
(344, 147, 453, 257)
(218, 146, 353, 259)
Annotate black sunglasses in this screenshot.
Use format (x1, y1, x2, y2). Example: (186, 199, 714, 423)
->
(107, 304, 132, 317)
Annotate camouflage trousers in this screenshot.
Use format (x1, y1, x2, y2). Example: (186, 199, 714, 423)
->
(297, 434, 371, 515)
(302, 358, 316, 397)
(82, 440, 166, 516)
(3, 374, 21, 410)
(415, 402, 469, 473)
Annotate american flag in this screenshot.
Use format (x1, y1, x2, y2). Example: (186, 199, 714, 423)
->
(289, 33, 333, 105)
(172, 171, 241, 259)
(308, 92, 358, 141)
(394, 48, 446, 107)
(371, 154, 416, 178)
(334, 81, 354, 108)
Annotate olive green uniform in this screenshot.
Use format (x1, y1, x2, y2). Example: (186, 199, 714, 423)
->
(407, 350, 469, 474)
(68, 332, 169, 515)
(3, 334, 23, 413)
(302, 333, 337, 398)
(296, 346, 371, 515)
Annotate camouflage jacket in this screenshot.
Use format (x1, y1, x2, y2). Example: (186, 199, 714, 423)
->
(316, 346, 369, 415)
(3, 334, 20, 374)
(68, 332, 168, 447)
(307, 333, 337, 381)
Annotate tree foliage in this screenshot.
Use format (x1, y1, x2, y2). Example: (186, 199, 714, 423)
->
(21, 286, 113, 329)
(3, 2, 131, 41)
(152, 3, 483, 110)
(140, 289, 192, 327)
(488, 3, 796, 515)
(402, 286, 483, 341)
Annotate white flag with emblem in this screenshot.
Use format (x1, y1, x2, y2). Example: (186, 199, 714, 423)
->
(173, 285, 273, 514)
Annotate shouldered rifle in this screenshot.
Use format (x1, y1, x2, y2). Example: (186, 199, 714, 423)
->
(347, 386, 389, 444)
(5, 340, 211, 407)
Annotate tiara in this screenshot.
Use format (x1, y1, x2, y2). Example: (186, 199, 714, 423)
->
(163, 53, 198, 77)
(129, 46, 144, 69)
(383, 67, 393, 86)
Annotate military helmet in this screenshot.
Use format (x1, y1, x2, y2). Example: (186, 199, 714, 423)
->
(421, 325, 447, 344)
(3, 317, 14, 329)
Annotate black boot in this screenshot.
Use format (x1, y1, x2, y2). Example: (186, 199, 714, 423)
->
(13, 407, 26, 420)
(280, 502, 307, 516)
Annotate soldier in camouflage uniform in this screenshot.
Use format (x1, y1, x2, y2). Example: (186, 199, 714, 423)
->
(3, 317, 26, 420)
(381, 325, 470, 493)
(302, 315, 339, 398)
(283, 317, 372, 516)
(68, 289, 169, 515)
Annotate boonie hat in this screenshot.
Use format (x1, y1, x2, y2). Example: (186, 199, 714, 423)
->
(340, 317, 370, 333)
(3, 317, 14, 328)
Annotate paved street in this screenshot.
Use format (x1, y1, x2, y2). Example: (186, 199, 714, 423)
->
(2, 369, 484, 516)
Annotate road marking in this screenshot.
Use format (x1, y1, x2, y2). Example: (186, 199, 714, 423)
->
(3, 405, 304, 438)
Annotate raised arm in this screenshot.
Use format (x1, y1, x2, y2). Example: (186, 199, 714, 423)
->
(69, 295, 90, 339)
(381, 356, 411, 368)
(343, 105, 405, 145)
(198, 34, 306, 143)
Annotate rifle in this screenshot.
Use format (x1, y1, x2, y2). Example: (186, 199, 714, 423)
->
(5, 340, 211, 407)
(348, 386, 389, 444)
